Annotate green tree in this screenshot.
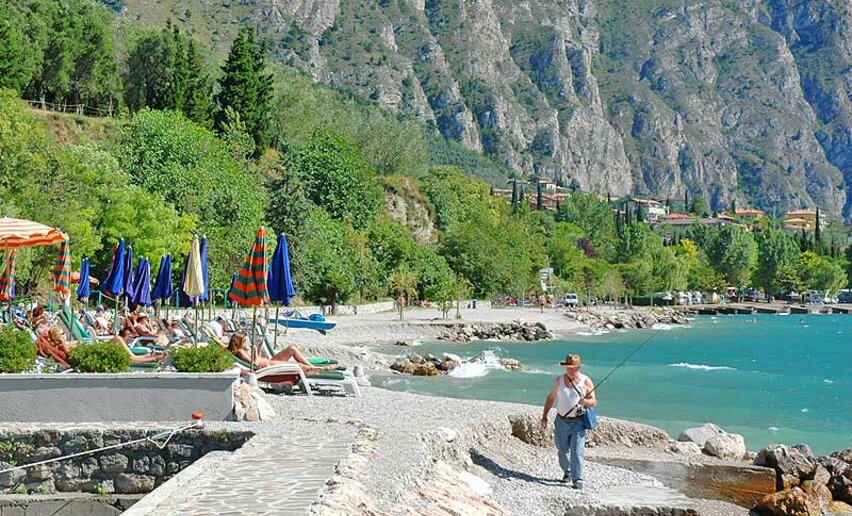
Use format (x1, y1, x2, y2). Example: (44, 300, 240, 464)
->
(615, 222, 660, 263)
(295, 130, 382, 229)
(124, 28, 176, 112)
(389, 266, 419, 320)
(705, 225, 757, 290)
(216, 26, 273, 157)
(266, 164, 311, 260)
(555, 191, 616, 247)
(754, 229, 800, 300)
(184, 38, 214, 127)
(801, 251, 846, 297)
(0, 4, 37, 93)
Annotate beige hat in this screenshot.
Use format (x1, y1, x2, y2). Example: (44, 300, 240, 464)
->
(560, 354, 581, 367)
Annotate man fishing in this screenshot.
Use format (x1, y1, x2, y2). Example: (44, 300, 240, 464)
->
(540, 353, 596, 489)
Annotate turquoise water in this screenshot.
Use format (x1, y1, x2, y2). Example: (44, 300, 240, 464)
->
(374, 315, 851, 455)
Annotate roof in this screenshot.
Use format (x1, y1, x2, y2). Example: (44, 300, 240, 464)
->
(659, 213, 693, 220)
(787, 209, 816, 216)
(735, 208, 765, 216)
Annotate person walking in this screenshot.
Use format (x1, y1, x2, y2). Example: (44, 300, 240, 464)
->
(540, 353, 596, 489)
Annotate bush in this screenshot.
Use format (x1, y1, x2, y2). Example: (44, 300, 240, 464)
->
(171, 345, 233, 373)
(0, 328, 37, 373)
(69, 343, 132, 373)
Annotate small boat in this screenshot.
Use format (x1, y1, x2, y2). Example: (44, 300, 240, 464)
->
(272, 312, 337, 333)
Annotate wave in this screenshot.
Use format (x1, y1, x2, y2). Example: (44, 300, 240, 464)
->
(824, 379, 835, 384)
(576, 330, 610, 336)
(448, 350, 505, 379)
(801, 408, 810, 413)
(521, 368, 551, 376)
(669, 362, 735, 371)
(652, 323, 688, 331)
(768, 426, 779, 432)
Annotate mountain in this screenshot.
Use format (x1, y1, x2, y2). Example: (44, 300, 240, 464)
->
(107, 0, 852, 219)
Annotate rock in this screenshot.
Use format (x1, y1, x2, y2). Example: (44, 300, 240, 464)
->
(0, 461, 25, 487)
(26, 464, 54, 481)
(406, 353, 424, 364)
(509, 415, 553, 448)
(114, 473, 155, 494)
(828, 471, 852, 504)
(99, 453, 129, 474)
(811, 464, 831, 486)
(670, 441, 702, 456)
(230, 383, 277, 421)
(744, 451, 757, 462)
(828, 501, 852, 515)
(678, 423, 725, 448)
(499, 358, 522, 371)
(792, 444, 815, 460)
(412, 362, 440, 376)
(753, 487, 822, 516)
(755, 444, 817, 490)
(441, 352, 462, 363)
(800, 480, 832, 506)
(704, 433, 747, 461)
(833, 449, 852, 465)
(394, 339, 413, 346)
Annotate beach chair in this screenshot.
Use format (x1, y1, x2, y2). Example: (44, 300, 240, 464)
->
(252, 321, 342, 370)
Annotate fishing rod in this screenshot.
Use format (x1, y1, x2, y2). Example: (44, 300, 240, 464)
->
(570, 328, 664, 411)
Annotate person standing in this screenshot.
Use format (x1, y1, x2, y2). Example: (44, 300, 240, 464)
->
(540, 353, 596, 489)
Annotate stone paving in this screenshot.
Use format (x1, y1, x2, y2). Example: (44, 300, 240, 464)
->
(136, 426, 355, 515)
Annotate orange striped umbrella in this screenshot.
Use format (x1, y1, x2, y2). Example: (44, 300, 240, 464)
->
(0, 250, 16, 302)
(0, 218, 68, 250)
(228, 228, 269, 306)
(54, 240, 71, 294)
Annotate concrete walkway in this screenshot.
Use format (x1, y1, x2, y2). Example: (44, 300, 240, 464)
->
(126, 422, 355, 515)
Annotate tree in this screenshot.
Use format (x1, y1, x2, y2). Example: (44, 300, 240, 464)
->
(536, 181, 543, 211)
(510, 179, 518, 208)
(184, 38, 214, 127)
(814, 206, 822, 252)
(266, 164, 311, 262)
(754, 229, 800, 300)
(690, 194, 710, 217)
(295, 130, 382, 229)
(0, 4, 37, 93)
(801, 251, 846, 297)
(124, 29, 176, 112)
(705, 225, 757, 291)
(555, 192, 616, 247)
(216, 26, 273, 157)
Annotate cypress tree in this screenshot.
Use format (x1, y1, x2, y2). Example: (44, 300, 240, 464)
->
(730, 198, 737, 215)
(814, 206, 822, 250)
(216, 27, 273, 157)
(799, 228, 808, 252)
(184, 38, 214, 127)
(636, 202, 644, 222)
(615, 210, 623, 236)
(536, 181, 543, 211)
(171, 25, 189, 111)
(510, 179, 518, 208)
(684, 189, 690, 214)
(607, 192, 612, 204)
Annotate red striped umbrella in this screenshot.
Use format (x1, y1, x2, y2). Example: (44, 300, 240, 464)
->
(54, 240, 72, 295)
(0, 218, 68, 250)
(0, 250, 16, 302)
(229, 228, 269, 306)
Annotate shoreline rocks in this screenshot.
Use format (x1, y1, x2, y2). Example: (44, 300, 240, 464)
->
(566, 307, 689, 331)
(677, 423, 747, 461)
(437, 321, 552, 342)
(390, 351, 523, 376)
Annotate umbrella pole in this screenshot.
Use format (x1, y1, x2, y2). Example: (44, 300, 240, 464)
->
(250, 306, 257, 374)
(274, 305, 279, 351)
(194, 299, 199, 348)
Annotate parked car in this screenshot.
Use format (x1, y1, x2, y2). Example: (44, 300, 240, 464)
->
(804, 290, 824, 304)
(563, 293, 579, 307)
(742, 288, 762, 302)
(692, 291, 703, 304)
(677, 292, 691, 305)
(839, 290, 852, 304)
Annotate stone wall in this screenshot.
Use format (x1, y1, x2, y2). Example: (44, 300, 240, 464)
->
(0, 427, 252, 496)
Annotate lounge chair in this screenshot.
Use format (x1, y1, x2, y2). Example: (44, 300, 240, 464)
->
(200, 327, 359, 396)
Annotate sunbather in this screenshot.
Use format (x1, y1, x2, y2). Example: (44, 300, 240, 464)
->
(47, 327, 77, 352)
(36, 332, 71, 367)
(111, 328, 168, 364)
(226, 332, 333, 373)
(30, 306, 49, 335)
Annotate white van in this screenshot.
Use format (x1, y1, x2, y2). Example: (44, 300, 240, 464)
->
(563, 293, 579, 307)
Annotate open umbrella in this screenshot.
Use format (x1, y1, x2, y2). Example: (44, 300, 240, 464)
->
(183, 235, 205, 343)
(122, 245, 135, 308)
(0, 218, 68, 250)
(268, 233, 297, 348)
(76, 258, 91, 303)
(229, 228, 269, 371)
(0, 250, 16, 303)
(131, 258, 152, 308)
(102, 239, 125, 335)
(53, 240, 72, 298)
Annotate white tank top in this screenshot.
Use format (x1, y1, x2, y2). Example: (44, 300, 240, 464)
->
(556, 373, 587, 417)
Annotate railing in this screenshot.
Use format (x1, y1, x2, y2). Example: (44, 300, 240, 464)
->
(24, 99, 117, 118)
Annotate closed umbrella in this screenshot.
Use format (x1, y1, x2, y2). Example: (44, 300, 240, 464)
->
(122, 245, 135, 308)
(102, 239, 125, 335)
(53, 240, 72, 299)
(76, 258, 90, 303)
(152, 254, 175, 318)
(183, 235, 205, 343)
(199, 235, 210, 319)
(229, 228, 269, 372)
(131, 258, 152, 308)
(268, 233, 297, 348)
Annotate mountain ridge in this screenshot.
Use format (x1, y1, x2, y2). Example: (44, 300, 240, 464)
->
(107, 0, 852, 219)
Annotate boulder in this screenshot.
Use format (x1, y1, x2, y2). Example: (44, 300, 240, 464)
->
(441, 352, 462, 363)
(833, 449, 852, 465)
(114, 473, 155, 494)
(828, 470, 852, 504)
(670, 441, 702, 456)
(811, 464, 831, 486)
(509, 415, 553, 448)
(753, 487, 822, 516)
(412, 362, 440, 376)
(394, 340, 413, 346)
(499, 358, 522, 371)
(678, 423, 725, 448)
(406, 353, 424, 364)
(828, 501, 852, 515)
(704, 433, 747, 461)
(755, 444, 817, 490)
(800, 480, 832, 506)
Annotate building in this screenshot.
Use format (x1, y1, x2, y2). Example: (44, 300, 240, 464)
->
(651, 214, 732, 237)
(735, 208, 765, 219)
(784, 209, 823, 231)
(620, 197, 669, 221)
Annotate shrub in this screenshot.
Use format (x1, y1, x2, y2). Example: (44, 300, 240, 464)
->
(69, 343, 132, 373)
(0, 328, 37, 373)
(171, 345, 233, 373)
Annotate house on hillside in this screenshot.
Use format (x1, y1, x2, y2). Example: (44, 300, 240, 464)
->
(651, 213, 733, 237)
(735, 208, 765, 219)
(619, 197, 669, 221)
(784, 209, 824, 231)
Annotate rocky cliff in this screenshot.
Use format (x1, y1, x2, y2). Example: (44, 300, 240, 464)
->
(113, 0, 852, 218)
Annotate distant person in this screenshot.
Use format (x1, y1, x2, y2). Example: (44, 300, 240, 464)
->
(540, 354, 596, 490)
(111, 328, 168, 364)
(226, 332, 334, 373)
(207, 315, 227, 339)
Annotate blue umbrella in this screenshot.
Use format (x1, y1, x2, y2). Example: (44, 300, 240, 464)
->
(178, 254, 194, 308)
(101, 239, 125, 335)
(102, 239, 125, 297)
(152, 254, 174, 301)
(199, 235, 209, 303)
(122, 245, 135, 304)
(268, 233, 297, 346)
(131, 257, 152, 308)
(76, 258, 90, 303)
